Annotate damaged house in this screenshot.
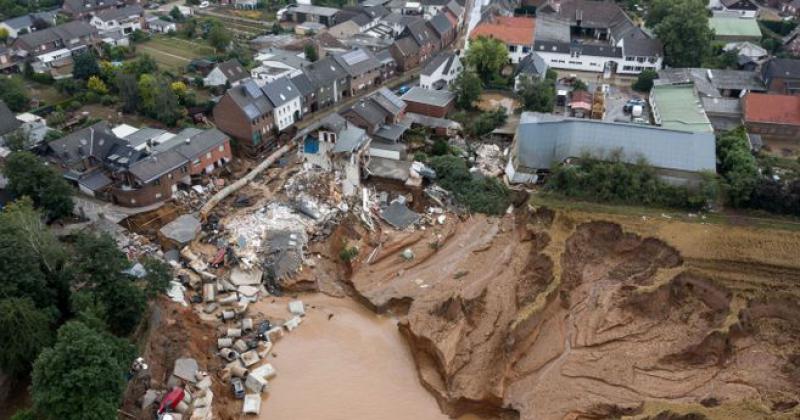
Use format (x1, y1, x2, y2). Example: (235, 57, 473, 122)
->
(340, 87, 409, 160)
(302, 113, 371, 197)
(46, 122, 231, 207)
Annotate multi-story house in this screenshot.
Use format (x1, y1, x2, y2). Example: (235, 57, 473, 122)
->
(213, 80, 277, 156)
(421, 51, 462, 90)
(12, 21, 99, 77)
(62, 0, 125, 18)
(532, 0, 663, 75)
(333, 48, 383, 96)
(761, 58, 800, 95)
(89, 5, 144, 37)
(470, 16, 535, 64)
(303, 56, 350, 108)
(427, 12, 455, 49)
(263, 76, 303, 132)
(390, 18, 439, 71)
(0, 11, 58, 39)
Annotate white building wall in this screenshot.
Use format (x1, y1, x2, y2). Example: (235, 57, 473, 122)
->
(203, 68, 227, 87)
(535, 50, 662, 75)
(273, 97, 302, 131)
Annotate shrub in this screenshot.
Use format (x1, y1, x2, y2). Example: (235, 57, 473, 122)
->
(339, 244, 359, 262)
(428, 155, 511, 215)
(633, 69, 658, 92)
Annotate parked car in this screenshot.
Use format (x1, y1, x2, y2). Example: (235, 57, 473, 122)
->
(396, 85, 410, 95)
(623, 98, 647, 113)
(199, 1, 210, 8)
(231, 377, 245, 399)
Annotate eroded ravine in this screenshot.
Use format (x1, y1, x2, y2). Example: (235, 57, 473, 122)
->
(347, 207, 800, 419)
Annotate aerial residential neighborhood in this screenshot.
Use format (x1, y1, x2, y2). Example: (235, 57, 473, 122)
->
(1, 0, 800, 419)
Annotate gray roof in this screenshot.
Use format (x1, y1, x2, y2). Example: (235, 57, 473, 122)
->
(658, 68, 766, 97)
(333, 48, 381, 76)
(428, 12, 453, 37)
(93, 4, 143, 21)
(445, 0, 464, 18)
(621, 28, 662, 57)
(288, 4, 340, 16)
(382, 12, 421, 26)
(215, 59, 249, 84)
(700, 96, 742, 116)
(534, 16, 571, 43)
(63, 0, 121, 14)
(303, 56, 347, 89)
(405, 19, 437, 46)
(15, 20, 96, 50)
(263, 77, 301, 107)
(392, 36, 420, 56)
(123, 127, 169, 149)
(539, 0, 629, 30)
(347, 99, 388, 126)
(77, 169, 111, 191)
(373, 87, 406, 116)
(128, 149, 187, 183)
(228, 79, 274, 121)
(375, 48, 395, 65)
(167, 128, 228, 160)
(0, 100, 21, 137)
(319, 113, 348, 132)
(2, 11, 57, 31)
(517, 52, 547, 77)
(48, 121, 143, 168)
(332, 125, 368, 153)
(534, 40, 623, 58)
(514, 113, 716, 174)
(374, 123, 408, 142)
(290, 72, 315, 97)
(401, 86, 455, 107)
(422, 51, 457, 76)
(763, 58, 800, 80)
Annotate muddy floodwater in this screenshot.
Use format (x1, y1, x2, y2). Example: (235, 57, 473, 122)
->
(252, 294, 465, 420)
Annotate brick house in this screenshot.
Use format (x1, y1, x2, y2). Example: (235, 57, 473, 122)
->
(333, 48, 383, 96)
(213, 80, 277, 156)
(12, 21, 100, 77)
(113, 150, 190, 207)
(742, 92, 800, 139)
(427, 12, 455, 49)
(153, 128, 233, 175)
(401, 86, 455, 118)
(761, 58, 800, 95)
(390, 19, 439, 71)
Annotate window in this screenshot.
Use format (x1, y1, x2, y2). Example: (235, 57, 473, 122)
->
(154, 179, 160, 186)
(155, 193, 162, 199)
(193, 158, 201, 165)
(508, 45, 517, 52)
(206, 152, 211, 159)
(522, 46, 530, 53)
(626, 56, 634, 61)
(623, 65, 634, 71)
(636, 57, 645, 63)
(218, 145, 224, 152)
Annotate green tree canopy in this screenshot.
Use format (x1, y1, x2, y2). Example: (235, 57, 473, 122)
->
(518, 77, 555, 113)
(3, 152, 74, 220)
(31, 321, 135, 420)
(633, 69, 658, 92)
(0, 298, 56, 376)
(207, 21, 232, 52)
(452, 70, 482, 109)
(465, 36, 508, 84)
(72, 51, 100, 81)
(142, 257, 172, 298)
(648, 0, 713, 67)
(304, 44, 318, 62)
(0, 77, 30, 112)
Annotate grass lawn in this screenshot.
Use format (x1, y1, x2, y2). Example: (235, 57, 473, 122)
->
(135, 37, 217, 72)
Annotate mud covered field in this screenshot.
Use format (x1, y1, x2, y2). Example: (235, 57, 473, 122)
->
(346, 207, 800, 419)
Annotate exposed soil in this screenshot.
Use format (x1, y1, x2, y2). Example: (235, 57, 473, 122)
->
(345, 207, 800, 419)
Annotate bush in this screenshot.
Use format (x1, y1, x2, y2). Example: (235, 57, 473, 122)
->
(339, 244, 358, 262)
(428, 155, 511, 215)
(633, 69, 658, 92)
(431, 139, 449, 156)
(716, 128, 758, 207)
(468, 108, 507, 136)
(545, 152, 715, 210)
(28, 72, 54, 85)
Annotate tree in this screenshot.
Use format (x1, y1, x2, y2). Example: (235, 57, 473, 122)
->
(0, 27, 9, 44)
(142, 257, 172, 298)
(0, 77, 30, 112)
(572, 79, 588, 91)
(452, 70, 482, 110)
(31, 321, 134, 420)
(207, 23, 232, 52)
(72, 233, 146, 336)
(169, 6, 184, 21)
(271, 22, 283, 34)
(633, 69, 658, 92)
(465, 36, 508, 84)
(3, 152, 74, 220)
(72, 51, 100, 81)
(716, 128, 758, 207)
(0, 298, 56, 376)
(428, 155, 511, 215)
(87, 75, 108, 95)
(519, 77, 555, 113)
(116, 73, 140, 113)
(304, 44, 318, 62)
(648, 0, 713, 67)
(139, 75, 182, 126)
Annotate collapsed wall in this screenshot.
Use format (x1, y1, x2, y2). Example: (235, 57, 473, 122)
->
(348, 208, 800, 419)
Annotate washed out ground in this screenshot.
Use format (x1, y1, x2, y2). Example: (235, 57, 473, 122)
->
(123, 148, 800, 420)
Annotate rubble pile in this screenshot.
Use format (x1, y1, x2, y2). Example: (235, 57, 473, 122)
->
(174, 179, 226, 212)
(472, 143, 505, 178)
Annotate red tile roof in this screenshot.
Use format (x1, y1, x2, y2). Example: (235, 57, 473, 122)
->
(743, 93, 800, 126)
(469, 16, 535, 46)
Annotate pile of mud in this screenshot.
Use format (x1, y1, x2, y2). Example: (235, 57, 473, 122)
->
(348, 208, 800, 419)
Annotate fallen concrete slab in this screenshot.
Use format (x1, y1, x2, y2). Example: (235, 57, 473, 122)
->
(288, 300, 305, 316)
(230, 268, 262, 286)
(160, 215, 201, 246)
(243, 393, 261, 415)
(173, 358, 198, 383)
(240, 350, 260, 367)
(380, 201, 421, 230)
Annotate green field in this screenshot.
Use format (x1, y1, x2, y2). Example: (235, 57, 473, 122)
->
(136, 37, 216, 71)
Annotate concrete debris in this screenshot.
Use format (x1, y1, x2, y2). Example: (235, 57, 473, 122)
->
(263, 229, 307, 281)
(284, 316, 302, 332)
(243, 394, 262, 415)
(230, 268, 262, 286)
(202, 284, 216, 303)
(225, 203, 318, 266)
(473, 143, 505, 177)
(167, 281, 188, 306)
(142, 389, 160, 409)
(226, 328, 242, 338)
(217, 338, 233, 349)
(245, 373, 268, 393)
(173, 358, 199, 383)
(250, 363, 276, 380)
(160, 215, 202, 246)
(401, 248, 415, 261)
(237, 285, 260, 297)
(437, 215, 446, 225)
(196, 376, 212, 391)
(220, 348, 239, 362)
(233, 339, 249, 353)
(380, 201, 421, 230)
(240, 350, 260, 367)
(288, 300, 305, 316)
(241, 318, 254, 333)
(202, 303, 218, 314)
(124, 262, 147, 278)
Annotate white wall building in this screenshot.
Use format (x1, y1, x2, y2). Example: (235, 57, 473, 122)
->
(420, 51, 462, 90)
